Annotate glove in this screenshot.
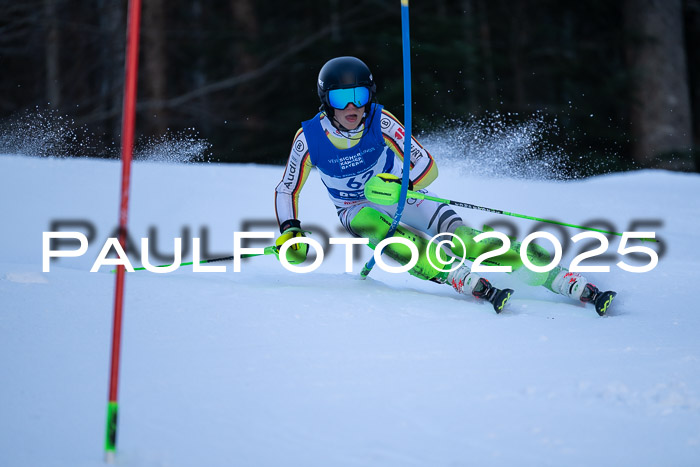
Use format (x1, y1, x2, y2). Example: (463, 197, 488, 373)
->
(275, 219, 309, 265)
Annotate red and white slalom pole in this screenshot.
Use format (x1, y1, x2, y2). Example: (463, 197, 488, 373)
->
(105, 0, 142, 462)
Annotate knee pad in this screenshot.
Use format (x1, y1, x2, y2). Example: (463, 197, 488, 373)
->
(350, 207, 447, 281)
(452, 225, 522, 268)
(451, 225, 554, 287)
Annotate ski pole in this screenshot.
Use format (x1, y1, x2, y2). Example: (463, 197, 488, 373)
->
(110, 245, 278, 272)
(364, 179, 657, 242)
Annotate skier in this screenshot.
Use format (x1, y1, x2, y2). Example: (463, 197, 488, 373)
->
(274, 56, 616, 315)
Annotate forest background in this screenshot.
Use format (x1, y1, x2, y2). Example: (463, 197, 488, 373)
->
(1, 0, 699, 176)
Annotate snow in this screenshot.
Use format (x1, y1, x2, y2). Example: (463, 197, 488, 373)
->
(1, 153, 699, 466)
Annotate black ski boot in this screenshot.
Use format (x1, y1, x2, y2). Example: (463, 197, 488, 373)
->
(552, 271, 617, 316)
(472, 277, 514, 314)
(446, 266, 514, 313)
(581, 283, 617, 316)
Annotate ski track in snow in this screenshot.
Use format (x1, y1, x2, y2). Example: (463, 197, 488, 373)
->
(1, 154, 700, 467)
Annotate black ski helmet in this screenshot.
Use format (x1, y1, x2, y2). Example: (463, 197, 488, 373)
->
(317, 56, 376, 116)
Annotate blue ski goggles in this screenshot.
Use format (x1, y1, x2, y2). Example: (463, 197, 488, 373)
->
(328, 86, 370, 110)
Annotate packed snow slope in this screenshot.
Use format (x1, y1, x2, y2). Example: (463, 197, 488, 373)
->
(1, 153, 699, 467)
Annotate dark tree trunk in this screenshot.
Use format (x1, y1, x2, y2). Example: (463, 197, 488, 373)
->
(476, 0, 498, 110)
(508, 0, 527, 110)
(230, 0, 262, 152)
(97, 0, 125, 138)
(461, 0, 479, 113)
(45, 0, 61, 109)
(142, 0, 168, 135)
(686, 0, 700, 153)
(625, 0, 694, 169)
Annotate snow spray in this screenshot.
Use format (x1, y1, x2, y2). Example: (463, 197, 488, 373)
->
(419, 112, 573, 180)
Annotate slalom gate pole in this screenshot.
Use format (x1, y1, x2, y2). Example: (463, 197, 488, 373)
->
(105, 0, 141, 462)
(406, 191, 658, 242)
(360, 0, 413, 278)
(109, 245, 279, 272)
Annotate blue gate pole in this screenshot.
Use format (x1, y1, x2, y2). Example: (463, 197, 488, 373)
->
(360, 0, 413, 278)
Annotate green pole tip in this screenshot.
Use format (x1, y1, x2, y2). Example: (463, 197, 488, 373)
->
(104, 401, 119, 455)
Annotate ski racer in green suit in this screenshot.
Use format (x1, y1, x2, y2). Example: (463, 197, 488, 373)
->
(274, 56, 616, 315)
